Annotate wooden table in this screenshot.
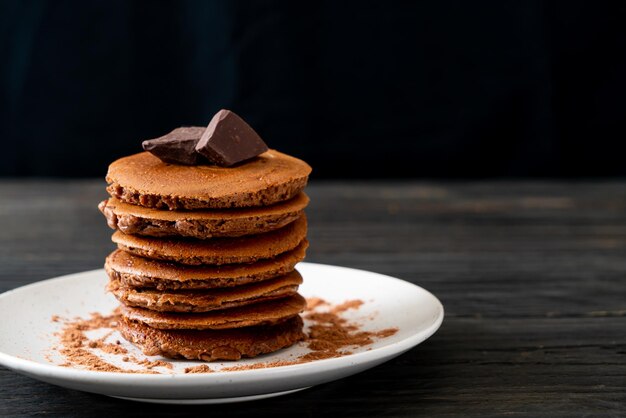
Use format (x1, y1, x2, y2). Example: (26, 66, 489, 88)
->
(1, 180, 625, 416)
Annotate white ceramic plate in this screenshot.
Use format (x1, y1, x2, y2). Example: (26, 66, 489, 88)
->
(0, 262, 443, 404)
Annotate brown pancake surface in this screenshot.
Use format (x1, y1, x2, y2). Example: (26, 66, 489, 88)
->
(120, 293, 306, 330)
(119, 315, 305, 361)
(105, 241, 307, 290)
(111, 215, 306, 265)
(106, 150, 311, 210)
(109, 270, 302, 313)
(99, 193, 309, 239)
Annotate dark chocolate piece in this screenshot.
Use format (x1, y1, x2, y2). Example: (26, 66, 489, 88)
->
(142, 127, 206, 165)
(195, 110, 268, 167)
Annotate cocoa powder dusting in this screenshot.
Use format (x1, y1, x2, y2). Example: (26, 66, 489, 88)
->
(185, 364, 214, 373)
(135, 357, 173, 370)
(306, 297, 328, 310)
(300, 298, 396, 362)
(222, 298, 398, 371)
(54, 311, 161, 374)
(56, 311, 130, 373)
(330, 299, 364, 314)
(51, 298, 397, 374)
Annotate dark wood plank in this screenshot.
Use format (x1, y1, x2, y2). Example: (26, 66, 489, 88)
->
(0, 180, 625, 417)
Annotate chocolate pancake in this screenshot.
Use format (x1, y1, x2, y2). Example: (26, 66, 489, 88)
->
(111, 215, 307, 265)
(119, 315, 305, 361)
(120, 293, 306, 330)
(109, 270, 303, 313)
(99, 193, 309, 239)
(106, 150, 311, 210)
(105, 241, 307, 290)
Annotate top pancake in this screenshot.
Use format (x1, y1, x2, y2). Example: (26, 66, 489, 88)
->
(106, 150, 312, 210)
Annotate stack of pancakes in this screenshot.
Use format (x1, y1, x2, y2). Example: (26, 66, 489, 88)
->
(98, 150, 312, 361)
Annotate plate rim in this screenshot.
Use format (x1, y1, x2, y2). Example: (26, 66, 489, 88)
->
(0, 262, 444, 385)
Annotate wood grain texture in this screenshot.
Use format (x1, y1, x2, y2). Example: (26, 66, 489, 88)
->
(1, 180, 625, 417)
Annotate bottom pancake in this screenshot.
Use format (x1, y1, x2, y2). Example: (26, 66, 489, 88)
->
(119, 315, 305, 361)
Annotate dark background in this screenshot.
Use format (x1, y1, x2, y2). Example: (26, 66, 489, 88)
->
(1, 0, 625, 179)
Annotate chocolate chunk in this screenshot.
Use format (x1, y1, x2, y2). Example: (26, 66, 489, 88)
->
(195, 110, 268, 167)
(142, 127, 206, 165)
